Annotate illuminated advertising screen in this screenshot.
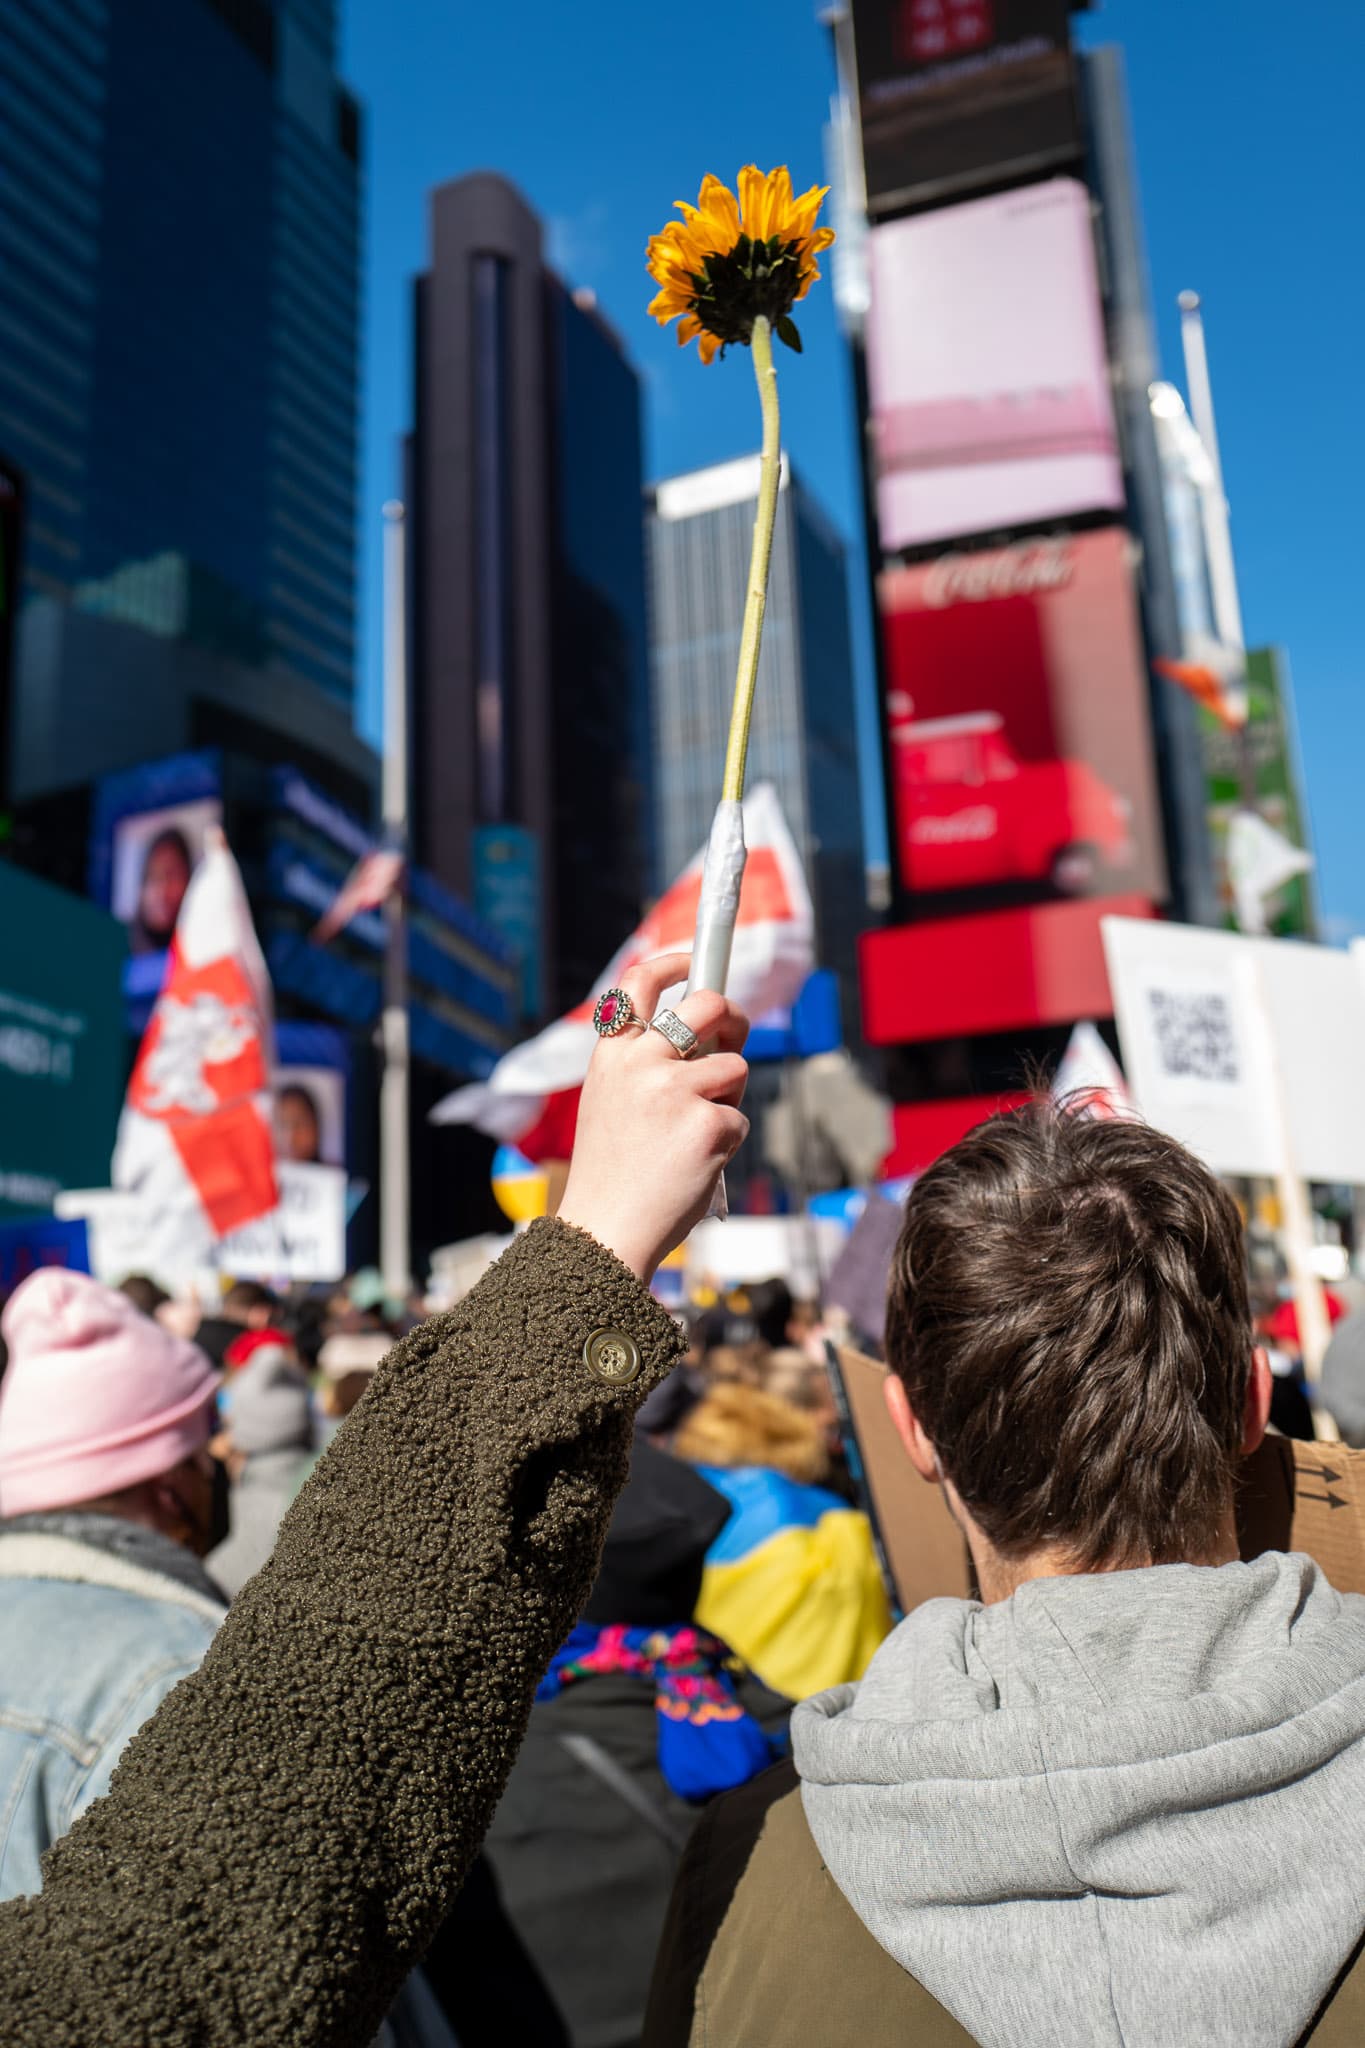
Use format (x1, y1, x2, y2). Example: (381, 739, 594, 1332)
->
(0, 455, 21, 804)
(111, 795, 223, 954)
(879, 528, 1166, 908)
(866, 179, 1124, 553)
(850, 0, 1081, 215)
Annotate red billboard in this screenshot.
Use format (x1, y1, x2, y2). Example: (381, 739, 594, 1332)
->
(866, 179, 1123, 553)
(859, 893, 1157, 1046)
(880, 529, 1167, 908)
(850, 0, 1082, 216)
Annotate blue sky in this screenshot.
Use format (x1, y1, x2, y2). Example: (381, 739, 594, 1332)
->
(340, 0, 1365, 936)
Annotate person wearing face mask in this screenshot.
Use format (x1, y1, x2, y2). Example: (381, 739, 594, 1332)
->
(0, 1269, 227, 1900)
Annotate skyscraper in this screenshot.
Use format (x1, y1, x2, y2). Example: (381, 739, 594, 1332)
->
(0, 0, 361, 723)
(647, 454, 864, 1009)
(408, 173, 651, 1020)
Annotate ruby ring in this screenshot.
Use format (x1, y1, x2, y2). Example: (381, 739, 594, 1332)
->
(593, 987, 645, 1038)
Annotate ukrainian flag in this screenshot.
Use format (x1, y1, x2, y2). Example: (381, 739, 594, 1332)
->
(692, 1464, 892, 1701)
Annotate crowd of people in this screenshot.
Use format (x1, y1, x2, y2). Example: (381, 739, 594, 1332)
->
(1, 950, 1364, 2044)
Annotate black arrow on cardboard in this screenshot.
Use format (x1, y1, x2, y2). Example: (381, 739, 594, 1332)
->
(1296, 1464, 1343, 1486)
(1295, 1488, 1348, 1511)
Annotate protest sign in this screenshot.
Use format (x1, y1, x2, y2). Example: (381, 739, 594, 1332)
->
(0, 1215, 90, 1294)
(217, 1162, 348, 1285)
(830, 1343, 972, 1615)
(1101, 916, 1365, 1185)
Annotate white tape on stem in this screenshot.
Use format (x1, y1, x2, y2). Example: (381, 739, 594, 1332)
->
(686, 800, 748, 1221)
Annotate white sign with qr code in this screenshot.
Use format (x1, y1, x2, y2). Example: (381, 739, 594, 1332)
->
(1103, 918, 1365, 1182)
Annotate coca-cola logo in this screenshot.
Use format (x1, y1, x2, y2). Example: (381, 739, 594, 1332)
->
(922, 541, 1074, 609)
(910, 806, 999, 845)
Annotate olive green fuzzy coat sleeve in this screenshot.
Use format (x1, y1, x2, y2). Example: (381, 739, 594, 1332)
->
(0, 1219, 684, 2048)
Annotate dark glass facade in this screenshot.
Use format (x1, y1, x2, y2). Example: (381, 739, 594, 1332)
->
(409, 176, 651, 1023)
(0, 0, 360, 711)
(547, 279, 653, 1010)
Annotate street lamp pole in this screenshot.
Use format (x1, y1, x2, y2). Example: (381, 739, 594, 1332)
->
(379, 499, 411, 1303)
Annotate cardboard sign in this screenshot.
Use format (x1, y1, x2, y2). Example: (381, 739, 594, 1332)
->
(834, 1344, 1365, 1612)
(1238, 1436, 1365, 1596)
(831, 1344, 972, 1613)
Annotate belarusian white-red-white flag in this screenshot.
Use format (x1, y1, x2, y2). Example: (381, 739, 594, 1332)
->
(1051, 1021, 1135, 1121)
(112, 827, 277, 1272)
(431, 781, 814, 1154)
(312, 845, 405, 943)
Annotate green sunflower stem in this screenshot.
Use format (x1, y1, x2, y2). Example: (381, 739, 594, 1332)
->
(722, 314, 781, 807)
(684, 315, 781, 1014)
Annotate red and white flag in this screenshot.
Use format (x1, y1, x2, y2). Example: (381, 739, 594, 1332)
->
(1051, 1021, 1135, 1121)
(312, 846, 405, 943)
(432, 782, 814, 1156)
(113, 827, 278, 1272)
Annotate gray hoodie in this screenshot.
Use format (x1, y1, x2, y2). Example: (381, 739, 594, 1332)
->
(794, 1551, 1365, 2048)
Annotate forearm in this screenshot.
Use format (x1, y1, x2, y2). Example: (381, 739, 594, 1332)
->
(0, 1220, 682, 2048)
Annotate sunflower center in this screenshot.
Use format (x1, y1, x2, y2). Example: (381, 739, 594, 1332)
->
(686, 234, 808, 347)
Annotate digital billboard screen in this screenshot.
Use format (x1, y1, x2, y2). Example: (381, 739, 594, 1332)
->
(866, 178, 1124, 553)
(0, 455, 21, 806)
(879, 528, 1166, 909)
(850, 0, 1081, 215)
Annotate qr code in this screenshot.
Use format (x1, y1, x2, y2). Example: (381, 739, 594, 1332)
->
(1146, 988, 1241, 1084)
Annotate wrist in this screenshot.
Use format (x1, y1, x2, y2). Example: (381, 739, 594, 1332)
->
(553, 1204, 657, 1287)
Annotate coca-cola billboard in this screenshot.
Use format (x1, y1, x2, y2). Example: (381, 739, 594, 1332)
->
(866, 179, 1124, 553)
(880, 528, 1167, 909)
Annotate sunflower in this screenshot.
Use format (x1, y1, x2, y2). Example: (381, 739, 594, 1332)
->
(646, 166, 835, 363)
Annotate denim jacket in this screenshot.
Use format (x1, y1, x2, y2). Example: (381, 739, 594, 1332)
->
(0, 1512, 225, 1902)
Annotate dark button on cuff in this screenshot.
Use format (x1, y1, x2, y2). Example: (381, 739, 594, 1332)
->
(583, 1327, 643, 1386)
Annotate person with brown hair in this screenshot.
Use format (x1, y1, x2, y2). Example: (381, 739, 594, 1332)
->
(646, 1102, 1365, 2047)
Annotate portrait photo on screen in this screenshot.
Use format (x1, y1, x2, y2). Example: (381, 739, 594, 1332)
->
(273, 1065, 346, 1169)
(111, 797, 223, 955)
(879, 528, 1167, 910)
(866, 178, 1124, 552)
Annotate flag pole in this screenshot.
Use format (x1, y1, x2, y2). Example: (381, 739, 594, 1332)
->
(380, 500, 411, 1303)
(1178, 290, 1255, 807)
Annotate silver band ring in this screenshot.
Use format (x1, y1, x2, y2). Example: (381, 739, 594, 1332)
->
(593, 988, 645, 1038)
(649, 1009, 700, 1060)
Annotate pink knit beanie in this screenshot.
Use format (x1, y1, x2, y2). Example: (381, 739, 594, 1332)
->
(0, 1269, 221, 1516)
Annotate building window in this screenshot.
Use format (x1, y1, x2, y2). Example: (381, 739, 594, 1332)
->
(471, 252, 514, 823)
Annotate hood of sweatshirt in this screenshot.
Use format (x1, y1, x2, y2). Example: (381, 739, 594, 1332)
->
(793, 1552, 1365, 2048)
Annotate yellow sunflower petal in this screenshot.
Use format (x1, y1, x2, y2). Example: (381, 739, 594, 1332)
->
(696, 173, 741, 246)
(676, 312, 703, 344)
(697, 330, 722, 366)
(762, 167, 794, 241)
(737, 164, 767, 241)
(809, 225, 837, 255)
(787, 182, 831, 241)
(648, 287, 688, 326)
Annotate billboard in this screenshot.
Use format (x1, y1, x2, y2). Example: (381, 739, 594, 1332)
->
(1201, 646, 1316, 938)
(473, 823, 541, 1020)
(866, 179, 1123, 553)
(879, 529, 1167, 907)
(0, 864, 127, 1222)
(0, 454, 20, 806)
(850, 0, 1081, 216)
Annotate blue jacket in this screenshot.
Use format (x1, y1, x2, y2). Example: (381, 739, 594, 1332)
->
(0, 1512, 225, 1901)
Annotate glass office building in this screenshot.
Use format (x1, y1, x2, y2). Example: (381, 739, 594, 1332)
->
(648, 456, 864, 1007)
(0, 0, 361, 709)
(546, 279, 653, 1009)
(409, 175, 652, 1022)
